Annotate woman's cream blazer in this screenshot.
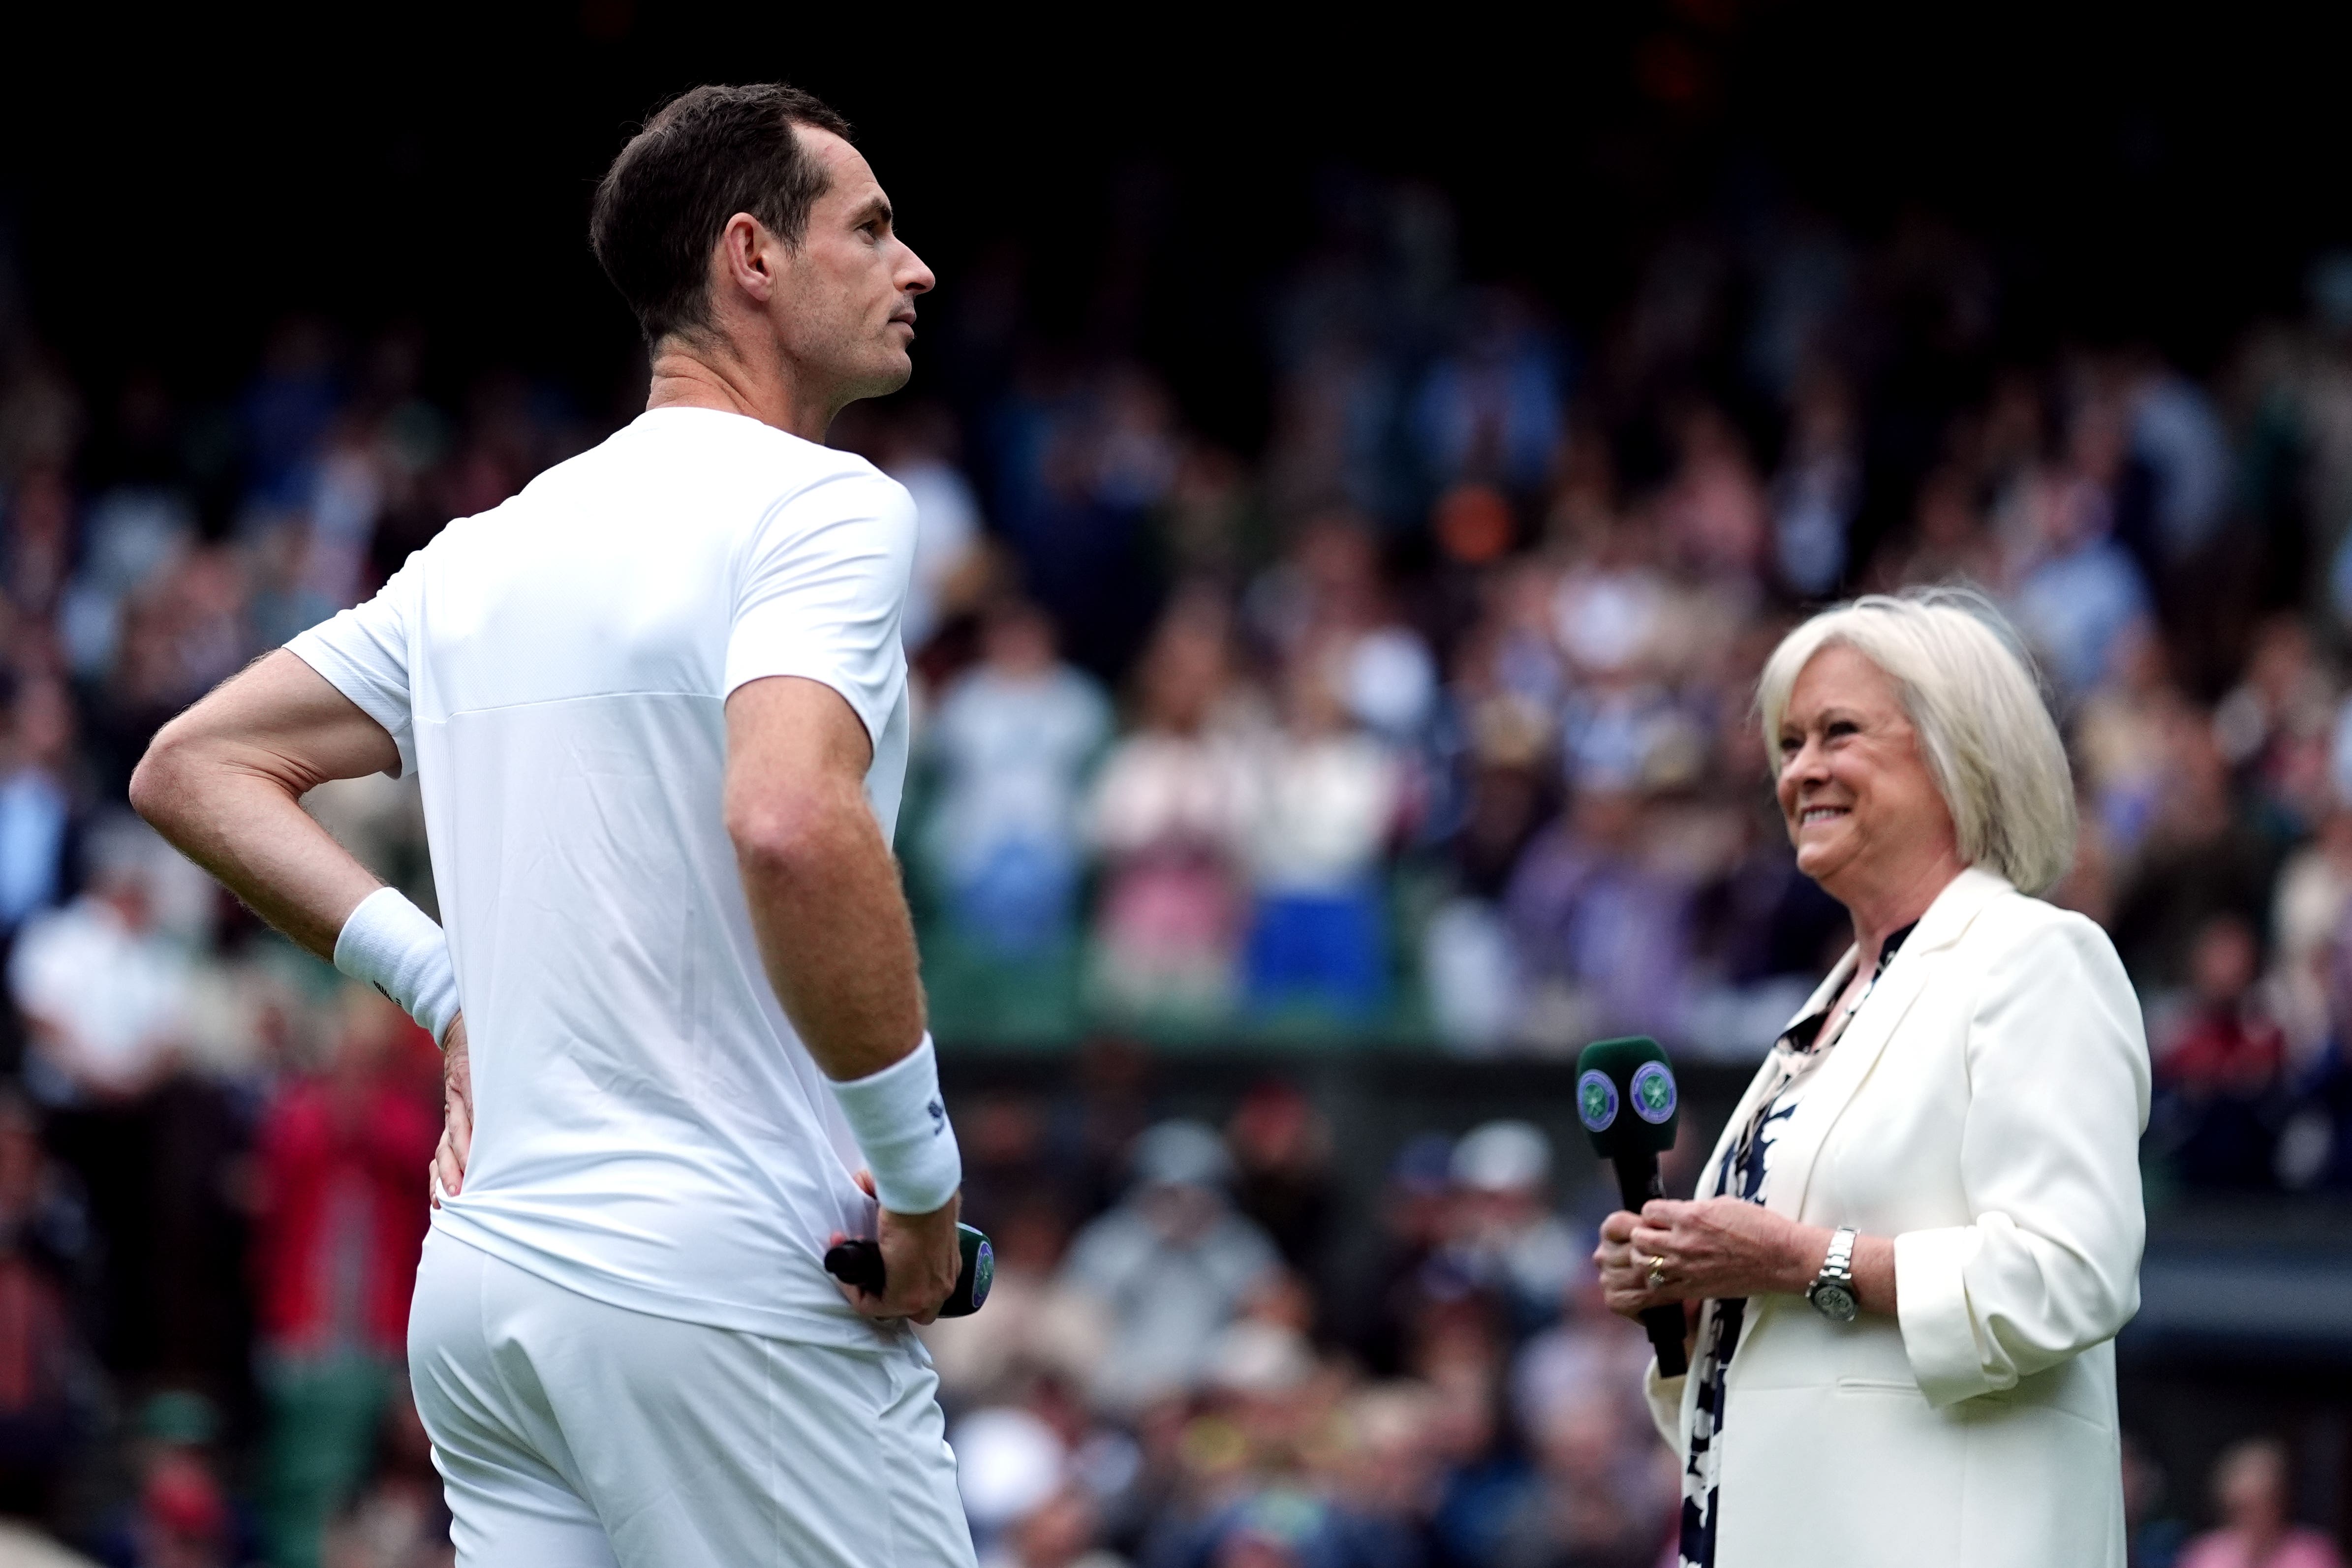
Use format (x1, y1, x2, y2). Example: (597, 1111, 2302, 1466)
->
(1645, 866, 2150, 1568)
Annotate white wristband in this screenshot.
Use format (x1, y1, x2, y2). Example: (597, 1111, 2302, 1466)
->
(334, 888, 461, 1047)
(827, 1035, 961, 1215)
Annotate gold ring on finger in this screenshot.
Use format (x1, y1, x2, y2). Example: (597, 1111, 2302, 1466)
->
(1645, 1255, 1669, 1290)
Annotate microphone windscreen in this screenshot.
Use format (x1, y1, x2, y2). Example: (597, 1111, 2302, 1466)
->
(1575, 1035, 1680, 1159)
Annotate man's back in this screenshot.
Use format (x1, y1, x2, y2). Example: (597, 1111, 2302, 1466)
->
(291, 405, 916, 1345)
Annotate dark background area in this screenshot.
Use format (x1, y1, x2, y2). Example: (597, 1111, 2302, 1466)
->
(6, 3, 2349, 440)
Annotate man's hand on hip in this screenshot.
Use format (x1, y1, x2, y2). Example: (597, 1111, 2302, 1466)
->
(431, 1014, 472, 1208)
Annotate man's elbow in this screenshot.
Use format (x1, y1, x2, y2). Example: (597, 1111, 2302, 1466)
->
(726, 790, 867, 885)
(127, 724, 194, 831)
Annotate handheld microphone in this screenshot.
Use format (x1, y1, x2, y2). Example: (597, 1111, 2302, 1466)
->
(1575, 1036, 1688, 1378)
(824, 1223, 995, 1318)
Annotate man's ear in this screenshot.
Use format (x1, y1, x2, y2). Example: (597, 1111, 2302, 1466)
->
(716, 213, 778, 306)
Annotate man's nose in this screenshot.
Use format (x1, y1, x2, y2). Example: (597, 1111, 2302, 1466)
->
(901, 248, 936, 296)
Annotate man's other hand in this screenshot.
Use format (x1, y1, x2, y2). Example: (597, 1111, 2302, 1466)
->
(431, 1014, 472, 1209)
(836, 1171, 961, 1323)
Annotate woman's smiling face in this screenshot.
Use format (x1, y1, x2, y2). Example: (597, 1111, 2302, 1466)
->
(1774, 644, 1957, 900)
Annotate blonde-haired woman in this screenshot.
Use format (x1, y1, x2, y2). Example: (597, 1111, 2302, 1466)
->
(1595, 589, 2149, 1568)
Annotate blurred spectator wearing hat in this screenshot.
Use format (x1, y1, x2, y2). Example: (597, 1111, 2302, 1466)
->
(2176, 1438, 2344, 1568)
(1437, 1122, 1582, 1339)
(1059, 1121, 1279, 1415)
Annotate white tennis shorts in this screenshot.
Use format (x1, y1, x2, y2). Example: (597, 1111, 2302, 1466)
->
(408, 1229, 977, 1568)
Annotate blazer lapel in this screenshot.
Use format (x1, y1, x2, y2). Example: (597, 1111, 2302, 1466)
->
(1696, 953, 1857, 1199)
(1761, 866, 2014, 1221)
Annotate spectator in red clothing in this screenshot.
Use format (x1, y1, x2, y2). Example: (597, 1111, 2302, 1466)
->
(2152, 914, 2294, 1190)
(2158, 914, 2286, 1093)
(250, 988, 440, 1568)
(2177, 1438, 2345, 1568)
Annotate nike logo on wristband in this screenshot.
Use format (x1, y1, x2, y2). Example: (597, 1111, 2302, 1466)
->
(927, 1099, 946, 1134)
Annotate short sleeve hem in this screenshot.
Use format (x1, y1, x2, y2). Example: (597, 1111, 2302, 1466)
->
(286, 632, 417, 778)
(721, 466, 915, 757)
(719, 660, 893, 754)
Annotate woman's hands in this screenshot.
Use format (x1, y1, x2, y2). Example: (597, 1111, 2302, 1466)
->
(1595, 1199, 1898, 1322)
(1595, 1198, 1822, 1319)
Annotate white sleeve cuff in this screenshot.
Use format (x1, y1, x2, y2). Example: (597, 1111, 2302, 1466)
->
(1895, 1225, 1995, 1408)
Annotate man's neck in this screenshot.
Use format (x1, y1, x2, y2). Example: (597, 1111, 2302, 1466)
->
(644, 339, 836, 443)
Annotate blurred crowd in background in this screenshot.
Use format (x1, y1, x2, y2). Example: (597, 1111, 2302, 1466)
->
(0, 167, 2346, 1566)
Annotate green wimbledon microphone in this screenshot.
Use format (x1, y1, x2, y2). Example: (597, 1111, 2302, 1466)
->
(824, 1224, 994, 1319)
(1576, 1035, 1688, 1377)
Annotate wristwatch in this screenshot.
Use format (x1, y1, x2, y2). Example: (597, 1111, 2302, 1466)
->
(1807, 1227, 1859, 1322)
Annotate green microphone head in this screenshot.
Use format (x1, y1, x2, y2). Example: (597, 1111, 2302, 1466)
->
(1575, 1036, 1679, 1159)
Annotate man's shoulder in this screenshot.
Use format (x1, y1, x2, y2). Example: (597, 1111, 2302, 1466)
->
(421, 414, 911, 574)
(488, 409, 897, 511)
(616, 408, 901, 494)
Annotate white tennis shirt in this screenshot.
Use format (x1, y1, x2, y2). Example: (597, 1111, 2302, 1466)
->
(289, 406, 914, 1347)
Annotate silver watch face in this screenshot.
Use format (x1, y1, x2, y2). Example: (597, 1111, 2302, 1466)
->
(1811, 1282, 1858, 1322)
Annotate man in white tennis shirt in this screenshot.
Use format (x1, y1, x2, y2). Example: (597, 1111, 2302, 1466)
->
(130, 84, 974, 1567)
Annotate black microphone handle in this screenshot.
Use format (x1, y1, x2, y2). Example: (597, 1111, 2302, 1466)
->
(1611, 1152, 1690, 1378)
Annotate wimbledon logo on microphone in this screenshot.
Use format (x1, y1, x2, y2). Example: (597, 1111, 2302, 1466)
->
(1630, 1061, 1677, 1125)
(971, 1237, 995, 1309)
(1577, 1070, 1619, 1132)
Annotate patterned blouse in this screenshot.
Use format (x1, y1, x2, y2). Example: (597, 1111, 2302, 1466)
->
(1677, 922, 1914, 1568)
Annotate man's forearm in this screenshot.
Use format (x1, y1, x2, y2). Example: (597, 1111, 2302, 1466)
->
(732, 777, 926, 1082)
(133, 743, 380, 957)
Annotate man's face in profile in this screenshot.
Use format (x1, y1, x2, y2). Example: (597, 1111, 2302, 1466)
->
(772, 128, 934, 404)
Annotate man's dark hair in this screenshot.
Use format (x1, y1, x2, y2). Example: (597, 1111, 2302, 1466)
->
(590, 83, 854, 347)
